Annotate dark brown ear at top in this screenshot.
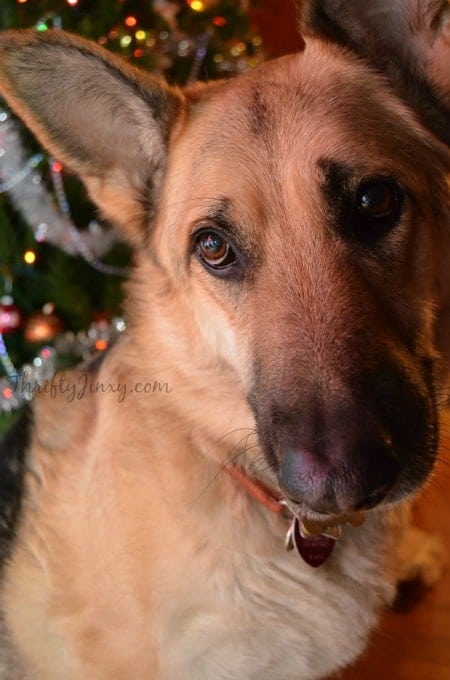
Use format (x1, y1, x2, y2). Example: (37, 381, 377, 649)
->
(0, 30, 184, 246)
(299, 0, 450, 146)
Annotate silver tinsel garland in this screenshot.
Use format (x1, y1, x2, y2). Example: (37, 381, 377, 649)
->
(0, 318, 126, 414)
(0, 110, 117, 258)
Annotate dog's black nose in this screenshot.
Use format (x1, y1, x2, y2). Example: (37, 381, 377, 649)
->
(278, 435, 400, 515)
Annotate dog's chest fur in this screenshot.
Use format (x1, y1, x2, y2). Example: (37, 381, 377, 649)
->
(0, 381, 397, 680)
(157, 523, 395, 680)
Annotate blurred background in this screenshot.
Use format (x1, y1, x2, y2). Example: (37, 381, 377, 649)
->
(0, 3, 449, 679)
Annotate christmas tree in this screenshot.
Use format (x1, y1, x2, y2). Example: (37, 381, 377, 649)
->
(0, 0, 265, 430)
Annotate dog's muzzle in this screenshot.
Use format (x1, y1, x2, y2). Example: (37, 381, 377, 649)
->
(251, 358, 437, 518)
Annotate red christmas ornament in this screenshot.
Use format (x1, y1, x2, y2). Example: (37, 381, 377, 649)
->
(24, 303, 62, 343)
(0, 295, 22, 334)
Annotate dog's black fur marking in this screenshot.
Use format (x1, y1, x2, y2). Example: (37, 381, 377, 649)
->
(318, 157, 353, 205)
(317, 157, 356, 238)
(0, 406, 32, 567)
(304, 2, 354, 49)
(318, 157, 409, 248)
(249, 87, 271, 138)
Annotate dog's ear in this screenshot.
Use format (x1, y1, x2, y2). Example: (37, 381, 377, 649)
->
(299, 0, 450, 146)
(0, 30, 183, 246)
(426, 3, 450, 108)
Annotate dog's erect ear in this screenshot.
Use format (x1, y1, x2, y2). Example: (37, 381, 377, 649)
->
(0, 30, 183, 246)
(299, 0, 450, 146)
(426, 3, 450, 108)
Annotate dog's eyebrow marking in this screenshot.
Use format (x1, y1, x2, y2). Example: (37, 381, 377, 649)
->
(318, 157, 354, 208)
(203, 197, 254, 257)
(204, 198, 239, 237)
(317, 157, 362, 242)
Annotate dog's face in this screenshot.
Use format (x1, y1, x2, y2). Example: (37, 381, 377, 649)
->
(158, 43, 447, 516)
(0, 0, 449, 519)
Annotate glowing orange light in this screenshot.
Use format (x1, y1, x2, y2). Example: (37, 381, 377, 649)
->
(2, 388, 13, 399)
(95, 339, 108, 352)
(17, 0, 28, 4)
(52, 161, 63, 173)
(213, 16, 226, 27)
(67, 0, 79, 6)
(125, 16, 137, 27)
(134, 48, 144, 58)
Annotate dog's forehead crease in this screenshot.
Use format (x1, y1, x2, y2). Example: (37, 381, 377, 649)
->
(179, 45, 442, 195)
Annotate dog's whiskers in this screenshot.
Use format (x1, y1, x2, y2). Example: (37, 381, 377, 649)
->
(190, 428, 259, 507)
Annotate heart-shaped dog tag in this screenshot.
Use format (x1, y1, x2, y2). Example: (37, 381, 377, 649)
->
(289, 517, 335, 567)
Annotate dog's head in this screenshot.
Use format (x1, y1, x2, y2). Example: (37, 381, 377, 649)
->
(0, 2, 449, 519)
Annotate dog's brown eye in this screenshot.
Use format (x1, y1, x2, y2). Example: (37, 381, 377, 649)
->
(195, 230, 237, 270)
(358, 181, 396, 218)
(354, 178, 403, 238)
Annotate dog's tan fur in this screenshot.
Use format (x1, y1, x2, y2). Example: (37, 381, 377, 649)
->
(0, 2, 449, 678)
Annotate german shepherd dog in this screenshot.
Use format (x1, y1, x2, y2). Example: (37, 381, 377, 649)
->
(0, 0, 449, 677)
